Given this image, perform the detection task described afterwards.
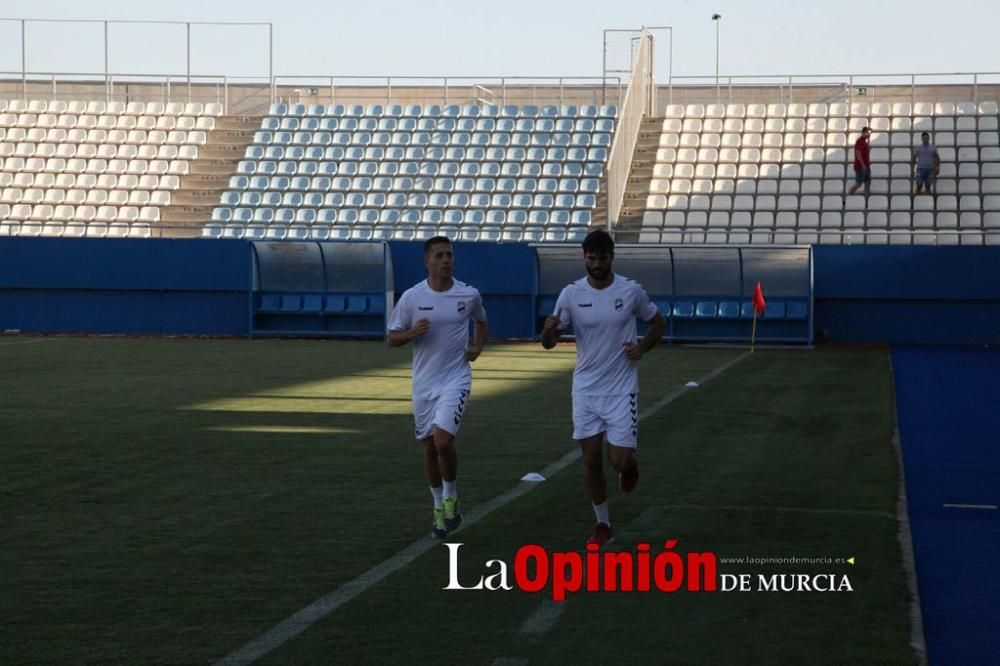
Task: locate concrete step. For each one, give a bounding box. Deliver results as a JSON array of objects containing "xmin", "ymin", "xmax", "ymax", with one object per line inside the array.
[
  {"xmin": 181, "ymin": 173, "xmax": 232, "ymax": 188},
  {"xmin": 190, "ymin": 162, "xmax": 241, "ymax": 175},
  {"xmin": 170, "ymin": 192, "xmax": 223, "ymax": 206},
  {"xmin": 198, "ymin": 146, "xmax": 246, "ymax": 159}
]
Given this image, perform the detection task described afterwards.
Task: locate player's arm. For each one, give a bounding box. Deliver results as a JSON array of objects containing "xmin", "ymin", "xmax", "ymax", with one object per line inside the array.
[
  {"xmin": 933, "ymin": 149, "xmax": 940, "ymax": 173},
  {"xmin": 541, "ymin": 291, "xmax": 569, "ymax": 350},
  {"xmin": 466, "ymin": 319, "xmax": 488, "ymax": 361},
  {"xmin": 387, "ymin": 320, "xmax": 429, "ymax": 346},
  {"xmin": 541, "ymin": 314, "xmax": 560, "ymax": 349},
  {"xmin": 625, "ymin": 311, "xmax": 666, "ymax": 360}
]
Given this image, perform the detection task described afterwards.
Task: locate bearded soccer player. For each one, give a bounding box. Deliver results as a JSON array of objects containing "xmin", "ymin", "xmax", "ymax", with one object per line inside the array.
[
  {"xmin": 388, "ymin": 237, "xmax": 488, "ymax": 539},
  {"xmin": 540, "ymin": 230, "xmax": 666, "ymax": 547}
]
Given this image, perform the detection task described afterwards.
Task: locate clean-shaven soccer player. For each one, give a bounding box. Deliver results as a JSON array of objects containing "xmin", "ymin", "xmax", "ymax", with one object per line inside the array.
[
  {"xmin": 388, "ymin": 236, "xmax": 488, "ymax": 539},
  {"xmin": 541, "ymin": 230, "xmax": 666, "ymax": 547}
]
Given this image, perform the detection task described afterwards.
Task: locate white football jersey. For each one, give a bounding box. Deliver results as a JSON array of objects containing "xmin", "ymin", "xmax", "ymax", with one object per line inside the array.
[
  {"xmin": 553, "ymin": 274, "xmax": 659, "ymax": 396},
  {"xmin": 388, "ymin": 279, "xmax": 487, "ymax": 400}
]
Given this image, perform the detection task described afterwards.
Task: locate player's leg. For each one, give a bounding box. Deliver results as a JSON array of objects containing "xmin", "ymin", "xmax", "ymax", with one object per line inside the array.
[
  {"xmin": 579, "ymin": 433, "xmax": 607, "ymax": 506},
  {"xmin": 605, "ymin": 392, "xmax": 640, "ymax": 492},
  {"xmin": 579, "ymin": 433, "xmax": 613, "ymax": 547},
  {"xmin": 574, "ymin": 395, "xmax": 613, "ymax": 547},
  {"xmin": 432, "ymin": 387, "xmax": 469, "ymax": 531},
  {"xmin": 415, "ymin": 397, "xmax": 448, "ymax": 539}
]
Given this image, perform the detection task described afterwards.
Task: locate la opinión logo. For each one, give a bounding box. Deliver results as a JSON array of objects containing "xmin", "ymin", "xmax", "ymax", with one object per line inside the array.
[{"xmin": 443, "ymin": 541, "xmax": 855, "ymax": 601}]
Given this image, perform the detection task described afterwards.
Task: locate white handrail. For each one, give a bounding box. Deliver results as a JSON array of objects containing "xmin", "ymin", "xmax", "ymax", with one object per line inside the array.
[{"xmin": 605, "ymin": 29, "xmax": 653, "ymax": 233}]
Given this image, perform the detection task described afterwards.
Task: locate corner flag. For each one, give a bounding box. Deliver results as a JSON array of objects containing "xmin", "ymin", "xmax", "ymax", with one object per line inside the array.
[{"xmin": 752, "ymin": 282, "xmax": 766, "ymax": 316}]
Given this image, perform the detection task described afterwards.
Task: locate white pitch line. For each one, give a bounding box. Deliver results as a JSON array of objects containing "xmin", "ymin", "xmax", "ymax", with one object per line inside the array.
[
  {"xmin": 656, "ymin": 503, "xmax": 896, "ymax": 519},
  {"xmin": 518, "ymin": 599, "xmax": 567, "ymax": 636},
  {"xmin": 0, "ymin": 337, "xmax": 57, "ymax": 346},
  {"xmin": 215, "ymin": 351, "xmax": 751, "ymax": 666},
  {"xmin": 943, "ymin": 503, "xmax": 997, "ymax": 510}
]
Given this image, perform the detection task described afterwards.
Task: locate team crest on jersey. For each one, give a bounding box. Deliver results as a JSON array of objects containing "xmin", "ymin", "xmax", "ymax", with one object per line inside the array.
[
  {"xmin": 615, "ymin": 298, "xmax": 624, "ymax": 311},
  {"xmin": 457, "ymin": 301, "xmax": 466, "ymax": 314}
]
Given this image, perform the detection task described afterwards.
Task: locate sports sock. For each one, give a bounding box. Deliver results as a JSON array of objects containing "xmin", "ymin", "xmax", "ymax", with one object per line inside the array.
[
  {"xmin": 593, "ymin": 501, "xmax": 610, "ymax": 527},
  {"xmin": 429, "ymin": 485, "xmax": 444, "ymax": 509},
  {"xmin": 442, "ymin": 479, "xmax": 458, "ymax": 500}
]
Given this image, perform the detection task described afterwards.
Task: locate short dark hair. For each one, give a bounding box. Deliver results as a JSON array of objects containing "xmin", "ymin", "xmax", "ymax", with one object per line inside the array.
[
  {"xmin": 862, "ymin": 126, "xmax": 871, "ymax": 133},
  {"xmin": 582, "ymin": 229, "xmax": 614, "ymax": 256},
  {"xmin": 921, "ymin": 131, "xmax": 930, "ymax": 137},
  {"xmin": 423, "ymin": 236, "xmax": 452, "ymax": 255}
]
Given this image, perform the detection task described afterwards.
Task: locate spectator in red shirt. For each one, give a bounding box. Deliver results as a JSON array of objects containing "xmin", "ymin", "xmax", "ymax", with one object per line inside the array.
[{"xmin": 846, "ymin": 127, "xmax": 872, "ymax": 199}]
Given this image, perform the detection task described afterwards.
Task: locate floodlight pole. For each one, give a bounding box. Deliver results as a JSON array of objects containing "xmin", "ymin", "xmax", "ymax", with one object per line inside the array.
[
  {"xmin": 712, "ymin": 13, "xmax": 722, "ymax": 103},
  {"xmin": 20, "ymin": 19, "xmax": 26, "ymax": 100}
]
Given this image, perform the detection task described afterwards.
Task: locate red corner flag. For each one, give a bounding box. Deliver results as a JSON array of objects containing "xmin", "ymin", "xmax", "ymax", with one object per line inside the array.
[{"xmin": 752, "ymin": 282, "xmax": 767, "ymax": 316}]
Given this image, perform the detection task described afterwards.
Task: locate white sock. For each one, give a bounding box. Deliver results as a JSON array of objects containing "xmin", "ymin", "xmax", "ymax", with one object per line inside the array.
[
  {"xmin": 442, "ymin": 479, "xmax": 458, "ymax": 499},
  {"xmin": 429, "ymin": 485, "xmax": 444, "ymax": 509},
  {"xmin": 593, "ymin": 501, "xmax": 610, "ymax": 527}
]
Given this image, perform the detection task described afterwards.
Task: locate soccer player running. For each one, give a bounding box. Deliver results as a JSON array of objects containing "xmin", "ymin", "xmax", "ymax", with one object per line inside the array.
[
  {"xmin": 388, "ymin": 237, "xmax": 488, "ymax": 539},
  {"xmin": 541, "ymin": 230, "xmax": 666, "ymax": 547}
]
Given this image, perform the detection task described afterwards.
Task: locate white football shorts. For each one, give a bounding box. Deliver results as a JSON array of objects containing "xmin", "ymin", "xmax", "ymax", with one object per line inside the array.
[
  {"xmin": 413, "ymin": 386, "xmax": 471, "ymax": 440},
  {"xmin": 572, "ymin": 392, "xmax": 639, "ymax": 448}
]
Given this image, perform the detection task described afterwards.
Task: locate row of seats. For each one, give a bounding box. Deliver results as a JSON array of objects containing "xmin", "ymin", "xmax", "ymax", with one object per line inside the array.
[
  {"xmin": 644, "ymin": 194, "xmax": 1000, "ymax": 212},
  {"xmin": 211, "ymin": 207, "xmax": 593, "ymax": 226},
  {"xmin": 650, "ymin": 162, "xmax": 1000, "ymax": 181},
  {"xmin": 0, "ymin": 99, "xmax": 223, "ymax": 116},
  {"xmin": 267, "ymin": 103, "xmax": 617, "ymax": 119},
  {"xmin": 258, "ymin": 293, "xmax": 384, "ymax": 315},
  {"xmin": 226, "ymin": 175, "xmax": 600, "ymax": 194},
  {"xmin": 0, "ymin": 170, "xmax": 180, "ymax": 190},
  {"xmin": 0, "ymin": 220, "xmax": 152, "ymax": 237},
  {"xmin": 204, "ymin": 222, "xmax": 590, "ymax": 243},
  {"xmin": 641, "ymin": 210, "xmax": 1000, "ymax": 229},
  {"xmin": 216, "ymin": 192, "xmax": 597, "ymax": 213},
  {"xmin": 1, "ymin": 158, "xmax": 193, "ymax": 176},
  {"xmin": 0, "ymin": 142, "xmax": 199, "ymax": 161},
  {"xmin": 658, "ymin": 130, "xmax": 1000, "ymax": 148},
  {"xmin": 235, "ymin": 159, "xmax": 603, "ymax": 178},
  {"xmin": 261, "ymin": 117, "xmax": 615, "ymax": 133},
  {"xmin": 664, "ymin": 101, "xmax": 999, "ymax": 119},
  {"xmin": 0, "ymin": 173, "xmax": 180, "ymax": 190},
  {"xmin": 648, "ymin": 179, "xmax": 999, "ymax": 199},
  {"xmin": 251, "ymin": 130, "xmax": 611, "ymax": 148},
  {"xmin": 651, "ymin": 146, "xmax": 1000, "ymax": 165},
  {"xmin": 0, "ymin": 131, "xmax": 208, "ymax": 148},
  {"xmin": 638, "ymin": 228, "xmax": 1000, "ymax": 246},
  {"xmin": 0, "ymin": 116, "xmax": 216, "ymax": 131},
  {"xmin": 244, "ymin": 146, "xmax": 609, "ymax": 163},
  {"xmin": 0, "ymin": 203, "xmax": 161, "ymax": 222},
  {"xmin": 662, "ymin": 117, "xmax": 1000, "ymax": 133},
  {"xmin": 1, "ymin": 189, "xmax": 171, "ymax": 206}
]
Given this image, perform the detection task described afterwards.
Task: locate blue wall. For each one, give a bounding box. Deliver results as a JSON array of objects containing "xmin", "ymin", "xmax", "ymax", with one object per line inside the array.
[
  {"xmin": 813, "ymin": 246, "xmax": 1000, "ymax": 345},
  {"xmin": 0, "ymin": 238, "xmax": 251, "ymax": 335},
  {"xmin": 2, "ymin": 238, "xmax": 999, "ymax": 344}
]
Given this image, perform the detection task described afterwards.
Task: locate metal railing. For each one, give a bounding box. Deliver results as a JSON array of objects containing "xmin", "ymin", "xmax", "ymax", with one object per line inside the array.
[
  {"xmin": 662, "ymin": 71, "xmax": 1000, "ymax": 110},
  {"xmin": 0, "ymin": 72, "xmax": 623, "ymax": 116},
  {"xmin": 630, "ymin": 227, "xmax": 999, "ymax": 246},
  {"xmin": 605, "ymin": 28, "xmax": 653, "ymax": 232}
]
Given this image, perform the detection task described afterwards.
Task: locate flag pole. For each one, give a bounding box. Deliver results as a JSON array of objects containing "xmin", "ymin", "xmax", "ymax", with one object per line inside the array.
[{"xmin": 751, "ymin": 309, "xmax": 757, "ymax": 353}]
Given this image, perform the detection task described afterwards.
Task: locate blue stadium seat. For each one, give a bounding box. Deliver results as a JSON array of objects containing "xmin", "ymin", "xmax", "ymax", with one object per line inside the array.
[
  {"xmin": 672, "ymin": 302, "xmax": 695, "ymax": 318},
  {"xmin": 259, "ymin": 294, "xmax": 281, "ymax": 312},
  {"xmin": 718, "ymin": 301, "xmax": 741, "ymax": 318},
  {"xmin": 695, "ymin": 302, "xmax": 718, "ymax": 318}
]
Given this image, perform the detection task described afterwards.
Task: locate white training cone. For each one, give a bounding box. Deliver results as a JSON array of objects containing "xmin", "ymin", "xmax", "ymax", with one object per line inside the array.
[
  {"xmin": 520, "ymin": 472, "xmax": 546, "ymax": 482},
  {"xmin": 685, "ymin": 381, "xmax": 700, "ymax": 388}
]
